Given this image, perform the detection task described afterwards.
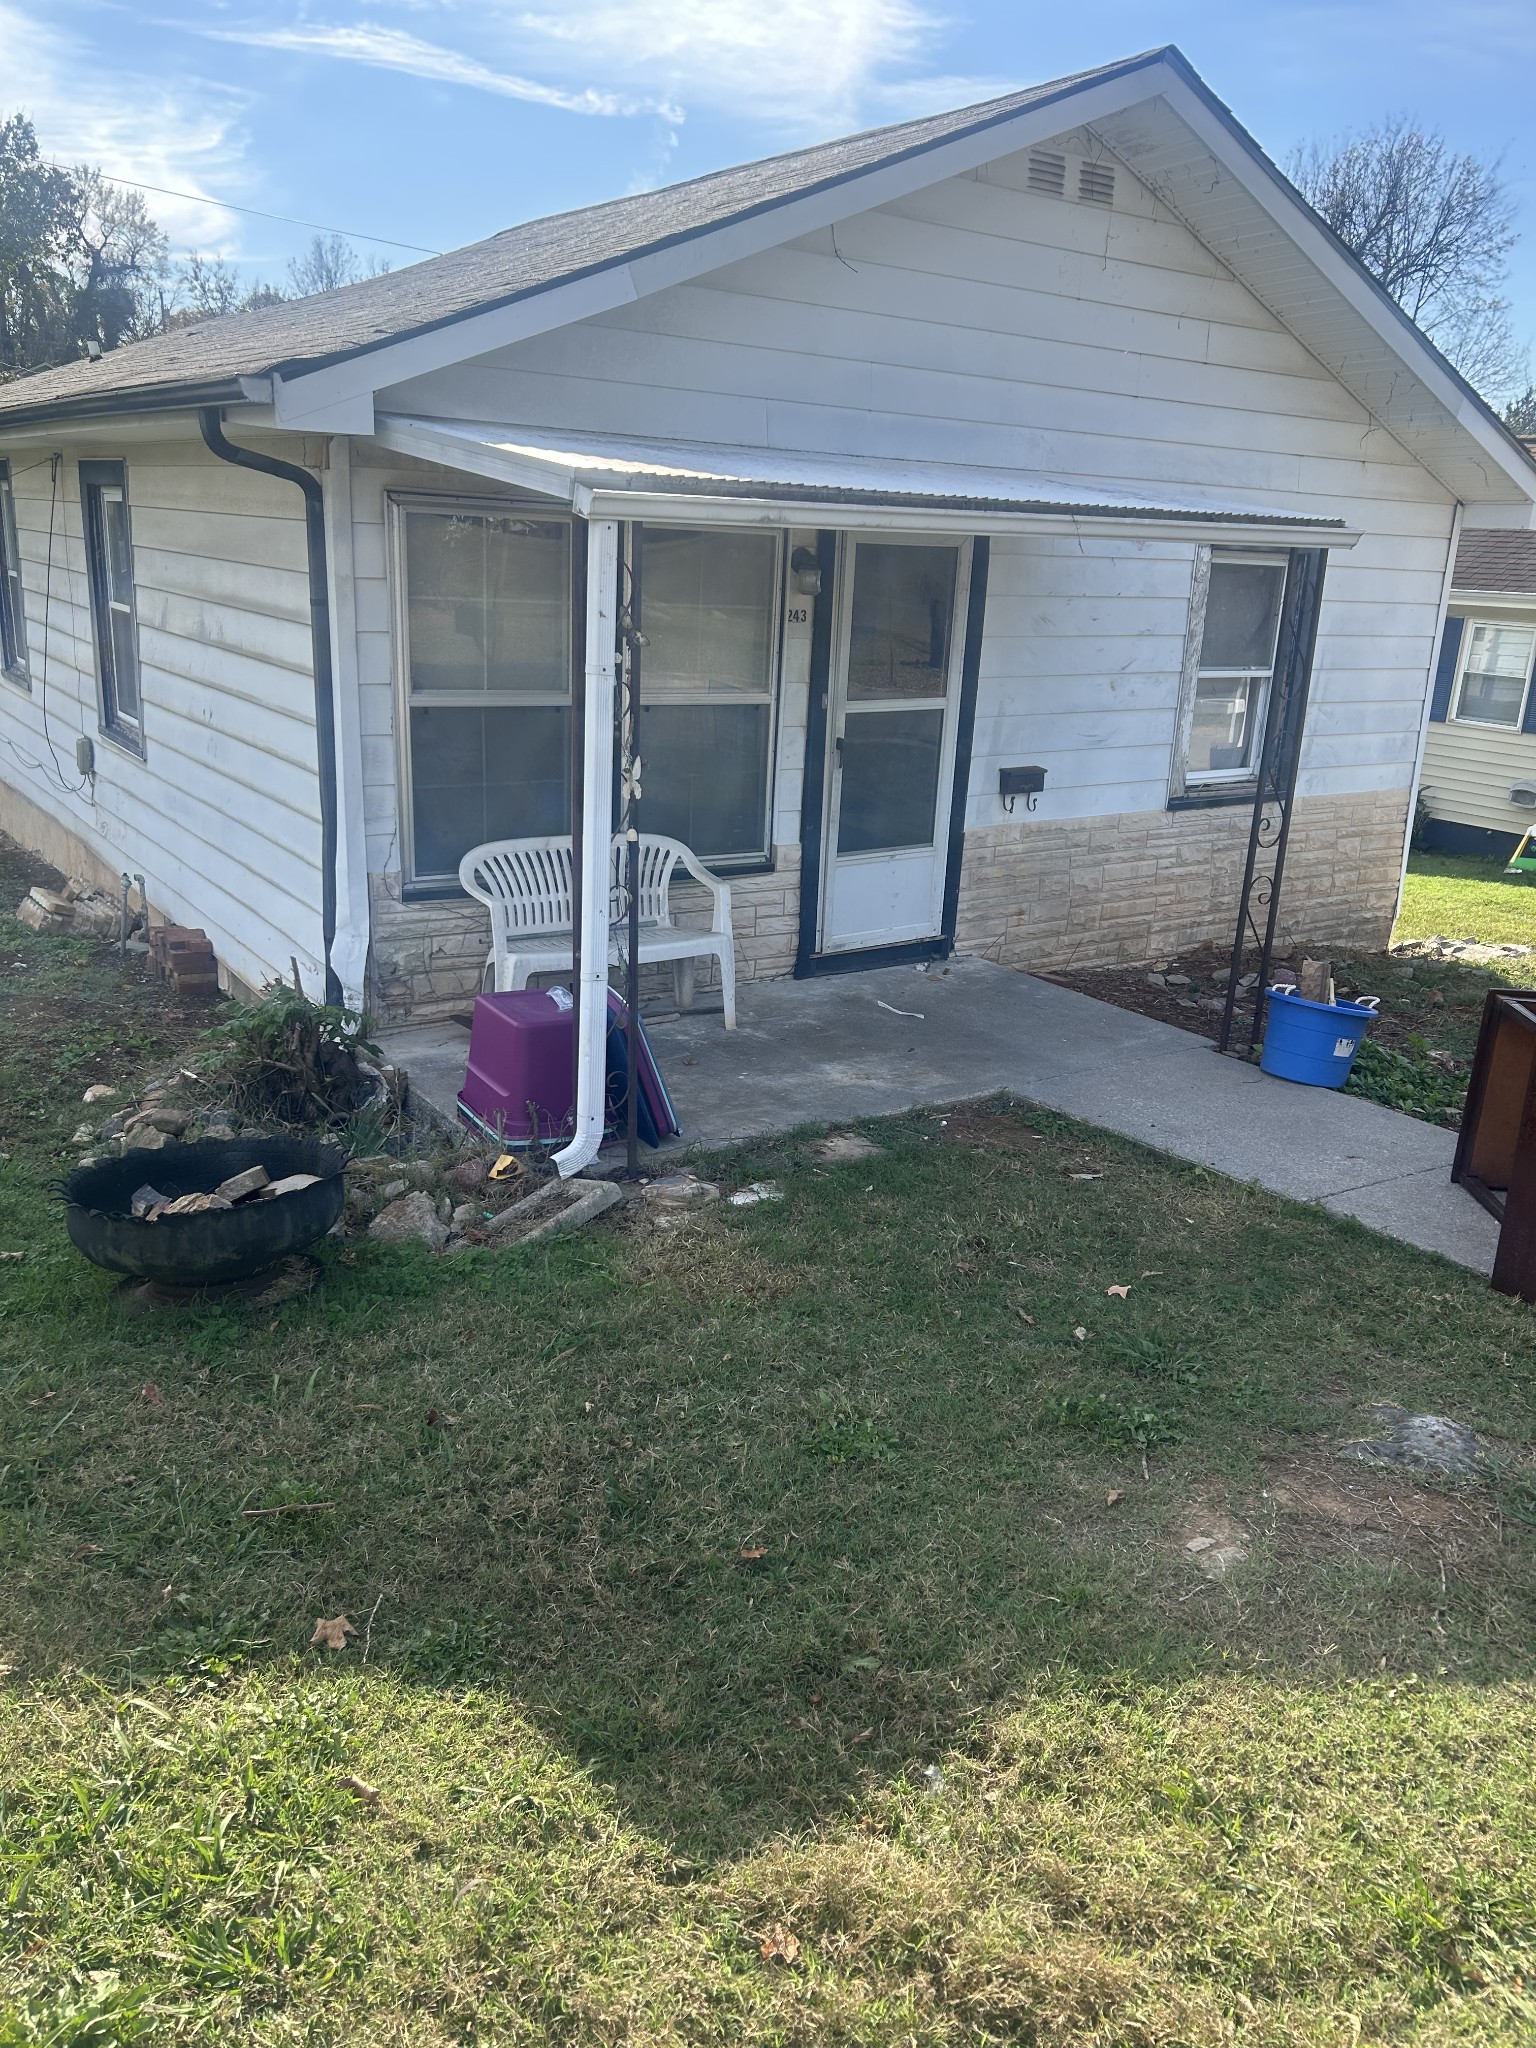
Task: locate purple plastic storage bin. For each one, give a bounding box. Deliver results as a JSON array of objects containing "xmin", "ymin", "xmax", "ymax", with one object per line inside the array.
[{"xmin": 457, "ymin": 991, "xmax": 574, "ymax": 1143}]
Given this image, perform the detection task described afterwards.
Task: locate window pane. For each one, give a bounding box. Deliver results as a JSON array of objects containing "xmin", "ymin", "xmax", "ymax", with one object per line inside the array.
[
  {"xmin": 406, "ymin": 512, "xmax": 569, "ymax": 695},
  {"xmin": 1458, "ymin": 623, "xmax": 1533, "ymax": 727},
  {"xmin": 0, "ymin": 474, "xmax": 24, "ymax": 675},
  {"xmin": 1189, "ymin": 673, "xmax": 1257, "ymax": 773},
  {"xmin": 638, "ymin": 702, "xmax": 770, "ymax": 858},
  {"xmin": 101, "ymin": 492, "xmax": 133, "ymax": 604},
  {"xmin": 837, "ymin": 707, "xmax": 944, "ymax": 853},
  {"xmin": 109, "ymin": 607, "xmax": 140, "ymax": 721},
  {"xmin": 847, "ymin": 543, "xmax": 958, "ymax": 701},
  {"xmin": 641, "ymin": 528, "xmax": 777, "ymax": 699},
  {"xmin": 1199, "ymin": 560, "xmax": 1285, "ymax": 672},
  {"xmin": 409, "ymin": 704, "xmax": 570, "ymax": 877}
]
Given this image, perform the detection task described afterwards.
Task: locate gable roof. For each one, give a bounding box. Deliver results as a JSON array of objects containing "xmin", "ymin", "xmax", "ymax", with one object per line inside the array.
[
  {"xmin": 0, "ymin": 44, "xmax": 1532, "ymax": 510},
  {"xmin": 0, "ymin": 51, "xmax": 1157, "ymax": 424}
]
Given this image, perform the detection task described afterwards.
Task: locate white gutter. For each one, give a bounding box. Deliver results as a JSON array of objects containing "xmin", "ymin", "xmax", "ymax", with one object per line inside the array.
[
  {"xmin": 552, "ymin": 517, "xmax": 619, "ymax": 1178},
  {"xmin": 1398, "ymin": 500, "xmax": 1464, "ymax": 914},
  {"xmin": 321, "ymin": 437, "xmax": 372, "ymax": 1011}
]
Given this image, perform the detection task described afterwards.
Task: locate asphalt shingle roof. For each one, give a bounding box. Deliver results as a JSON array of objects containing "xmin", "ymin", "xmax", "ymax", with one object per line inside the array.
[
  {"xmin": 0, "ymin": 52, "xmax": 1158, "ymax": 425},
  {"xmin": 1453, "ymin": 528, "xmax": 1536, "ymax": 597}
]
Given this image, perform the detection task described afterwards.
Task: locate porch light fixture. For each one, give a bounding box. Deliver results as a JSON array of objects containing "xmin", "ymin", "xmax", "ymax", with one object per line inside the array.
[{"xmin": 790, "ymin": 545, "xmax": 822, "ymax": 597}]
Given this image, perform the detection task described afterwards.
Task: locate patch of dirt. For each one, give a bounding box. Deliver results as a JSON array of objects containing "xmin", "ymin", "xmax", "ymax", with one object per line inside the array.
[
  {"xmin": 1257, "ymin": 1454, "xmax": 1496, "ymax": 1561},
  {"xmin": 0, "ymin": 835, "xmax": 64, "ymax": 901},
  {"xmin": 932, "ymin": 1102, "xmax": 1061, "ymax": 1156},
  {"xmin": 1049, "ymin": 941, "xmax": 1531, "ymax": 1066}
]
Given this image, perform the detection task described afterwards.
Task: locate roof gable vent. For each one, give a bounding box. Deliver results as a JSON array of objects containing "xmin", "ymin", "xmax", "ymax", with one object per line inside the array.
[
  {"xmin": 1078, "ymin": 160, "xmax": 1115, "ymax": 207},
  {"xmin": 1027, "ymin": 150, "xmax": 1067, "ymax": 198}
]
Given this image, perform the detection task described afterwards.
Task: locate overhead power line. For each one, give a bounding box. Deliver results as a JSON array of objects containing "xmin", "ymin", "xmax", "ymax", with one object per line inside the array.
[{"xmin": 46, "ymin": 161, "xmax": 442, "ymax": 257}]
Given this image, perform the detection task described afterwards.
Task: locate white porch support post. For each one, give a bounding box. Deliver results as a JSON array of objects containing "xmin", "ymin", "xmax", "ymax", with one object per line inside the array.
[
  {"xmin": 321, "ymin": 436, "xmax": 371, "ymax": 1011},
  {"xmin": 553, "ymin": 517, "xmax": 619, "ymax": 1177}
]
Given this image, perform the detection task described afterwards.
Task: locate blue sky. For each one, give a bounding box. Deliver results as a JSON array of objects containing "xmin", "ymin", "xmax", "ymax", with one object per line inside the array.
[{"xmin": 10, "ymin": 1, "xmax": 1536, "ymax": 390}]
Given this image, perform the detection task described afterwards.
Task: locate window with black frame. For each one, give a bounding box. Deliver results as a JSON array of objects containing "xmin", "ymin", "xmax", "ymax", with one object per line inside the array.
[
  {"xmin": 397, "ymin": 508, "xmax": 782, "ymax": 885},
  {"xmin": 637, "ymin": 526, "xmax": 780, "ymax": 864},
  {"xmin": 1179, "ymin": 553, "xmax": 1287, "ymax": 788},
  {"xmin": 0, "ymin": 459, "xmax": 30, "ymax": 686},
  {"xmin": 80, "ymin": 460, "xmax": 143, "ymax": 745},
  {"xmin": 400, "ymin": 509, "xmax": 573, "ymax": 883}
]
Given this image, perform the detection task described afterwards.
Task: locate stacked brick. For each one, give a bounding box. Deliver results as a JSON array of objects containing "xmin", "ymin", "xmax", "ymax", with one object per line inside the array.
[{"xmin": 148, "ymin": 925, "xmax": 221, "ymax": 998}]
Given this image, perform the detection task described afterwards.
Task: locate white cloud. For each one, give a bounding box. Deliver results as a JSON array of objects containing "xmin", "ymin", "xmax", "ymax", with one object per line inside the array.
[
  {"xmin": 193, "ymin": 1, "xmax": 981, "ymax": 137},
  {"xmin": 2, "ymin": 1, "xmax": 250, "ymax": 254},
  {"xmin": 508, "ymin": 0, "xmax": 950, "ymax": 129},
  {"xmin": 201, "ymin": 22, "xmax": 666, "ymax": 118}
]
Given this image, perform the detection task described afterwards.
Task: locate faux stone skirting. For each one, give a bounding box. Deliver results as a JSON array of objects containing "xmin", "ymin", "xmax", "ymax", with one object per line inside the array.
[{"xmin": 365, "ymin": 792, "xmax": 1408, "ymax": 1020}]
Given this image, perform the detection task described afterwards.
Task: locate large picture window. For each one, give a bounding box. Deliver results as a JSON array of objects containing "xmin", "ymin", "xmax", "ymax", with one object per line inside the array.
[
  {"xmin": 1175, "ymin": 552, "xmax": 1287, "ymax": 791},
  {"xmin": 0, "ymin": 459, "xmax": 28, "ymax": 687},
  {"xmin": 1451, "ymin": 620, "xmax": 1535, "ymax": 730},
  {"xmin": 638, "ymin": 526, "xmax": 780, "ymax": 864},
  {"xmin": 398, "ymin": 508, "xmax": 573, "ymax": 883},
  {"xmin": 80, "ymin": 459, "xmax": 142, "ymax": 747}
]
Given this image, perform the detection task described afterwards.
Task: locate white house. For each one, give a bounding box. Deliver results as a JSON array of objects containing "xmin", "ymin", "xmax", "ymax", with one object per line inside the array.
[
  {"xmin": 2, "ymin": 46, "xmax": 1534, "ymax": 1124},
  {"xmin": 1419, "ymin": 520, "xmax": 1536, "ymax": 858}
]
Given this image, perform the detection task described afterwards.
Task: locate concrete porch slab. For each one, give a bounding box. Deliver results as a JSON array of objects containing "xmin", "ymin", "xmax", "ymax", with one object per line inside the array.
[{"xmin": 380, "ymin": 955, "xmax": 1500, "ymax": 1275}]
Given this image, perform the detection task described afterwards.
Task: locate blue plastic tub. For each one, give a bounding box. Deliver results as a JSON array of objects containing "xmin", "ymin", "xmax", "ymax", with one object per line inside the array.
[{"xmin": 1259, "ymin": 987, "xmax": 1376, "ymax": 1089}]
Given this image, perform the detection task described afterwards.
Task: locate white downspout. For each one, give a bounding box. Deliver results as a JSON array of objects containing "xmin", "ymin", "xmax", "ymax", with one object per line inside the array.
[
  {"xmin": 322, "ymin": 437, "xmax": 372, "ymax": 1011},
  {"xmin": 553, "ymin": 517, "xmax": 619, "ymax": 1177},
  {"xmin": 1397, "ymin": 499, "xmax": 1463, "ymax": 916}
]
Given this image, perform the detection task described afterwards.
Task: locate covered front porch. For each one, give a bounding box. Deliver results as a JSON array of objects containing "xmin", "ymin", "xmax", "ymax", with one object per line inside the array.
[
  {"xmin": 366, "ymin": 417, "xmax": 1359, "ymax": 1178},
  {"xmin": 380, "ymin": 953, "xmax": 1499, "ymax": 1273}
]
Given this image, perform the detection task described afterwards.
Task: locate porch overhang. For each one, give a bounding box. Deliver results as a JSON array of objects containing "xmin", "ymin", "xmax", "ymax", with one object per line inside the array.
[{"xmin": 374, "ymin": 415, "xmax": 1361, "ymax": 550}]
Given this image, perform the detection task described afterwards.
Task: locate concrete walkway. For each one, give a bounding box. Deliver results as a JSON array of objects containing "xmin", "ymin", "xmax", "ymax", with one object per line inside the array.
[{"xmin": 381, "ymin": 956, "xmax": 1500, "ymax": 1275}]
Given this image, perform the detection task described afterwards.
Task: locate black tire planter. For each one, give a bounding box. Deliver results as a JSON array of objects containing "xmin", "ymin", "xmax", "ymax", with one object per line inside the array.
[{"xmin": 64, "ymin": 1136, "xmax": 346, "ymax": 1285}]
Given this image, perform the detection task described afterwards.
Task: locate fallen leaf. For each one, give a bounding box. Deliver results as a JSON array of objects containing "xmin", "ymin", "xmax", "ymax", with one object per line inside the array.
[
  {"xmin": 1184, "ymin": 1536, "xmax": 1216, "ymax": 1555},
  {"xmin": 1106, "ymin": 1285, "xmax": 1131, "ymax": 1299},
  {"xmin": 1106, "ymin": 1490, "xmax": 1124, "ymax": 1506},
  {"xmin": 1073, "ymin": 1326, "xmax": 1088, "ymax": 1342},
  {"xmin": 338, "ymin": 1773, "xmax": 380, "ymax": 1804},
  {"xmin": 139, "ymin": 1382, "xmax": 164, "ymax": 1404},
  {"xmin": 0, "ymin": 1251, "xmax": 23, "ymax": 1262},
  {"xmin": 759, "ymin": 1927, "xmax": 801, "ymax": 1966},
  {"xmin": 1016, "ymin": 1308, "xmax": 1035, "ymax": 1325},
  {"xmin": 355, "ymin": 1403, "xmax": 383, "ymax": 1412},
  {"xmin": 425, "ymin": 1409, "xmax": 457, "ymax": 1427},
  {"xmin": 25, "ymin": 1392, "xmax": 56, "ymax": 1406},
  {"xmin": 738, "ymin": 1545, "xmax": 768, "ymax": 1562},
  {"xmin": 1139, "ymin": 1270, "xmax": 1163, "ymax": 1279},
  {"xmin": 1070, "ymin": 1173, "xmax": 1104, "ymax": 1182},
  {"xmin": 311, "ymin": 1614, "xmax": 357, "ymax": 1650},
  {"xmin": 69, "ymin": 1542, "xmax": 104, "ymax": 1559}
]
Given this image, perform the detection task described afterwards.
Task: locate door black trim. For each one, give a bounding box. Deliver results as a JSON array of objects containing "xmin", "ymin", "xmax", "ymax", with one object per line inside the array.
[
  {"xmin": 795, "ymin": 533, "xmax": 988, "ymax": 979},
  {"xmin": 794, "ymin": 529, "xmax": 839, "ymax": 973}
]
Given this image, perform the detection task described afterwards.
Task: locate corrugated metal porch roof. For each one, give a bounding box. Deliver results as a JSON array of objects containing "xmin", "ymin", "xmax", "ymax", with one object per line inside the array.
[{"xmin": 374, "ymin": 416, "xmax": 1359, "ymax": 544}]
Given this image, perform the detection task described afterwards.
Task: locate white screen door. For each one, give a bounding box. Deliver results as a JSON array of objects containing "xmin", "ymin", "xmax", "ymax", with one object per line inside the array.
[{"xmin": 817, "ymin": 535, "xmax": 970, "ymax": 954}]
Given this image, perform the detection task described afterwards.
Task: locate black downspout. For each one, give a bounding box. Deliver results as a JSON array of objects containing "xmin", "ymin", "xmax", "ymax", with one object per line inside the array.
[{"xmin": 199, "ymin": 407, "xmax": 343, "ymax": 1007}]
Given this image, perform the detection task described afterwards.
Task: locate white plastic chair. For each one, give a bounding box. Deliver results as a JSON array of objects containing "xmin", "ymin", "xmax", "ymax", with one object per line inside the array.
[{"xmin": 458, "ymin": 832, "xmax": 737, "ymax": 1028}]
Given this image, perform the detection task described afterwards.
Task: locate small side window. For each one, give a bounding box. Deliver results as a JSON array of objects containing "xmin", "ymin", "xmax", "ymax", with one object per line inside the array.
[
  {"xmin": 1451, "ymin": 620, "xmax": 1535, "ymax": 730},
  {"xmin": 80, "ymin": 460, "xmax": 143, "ymax": 748},
  {"xmin": 1172, "ymin": 551, "xmax": 1287, "ymax": 799},
  {"xmin": 0, "ymin": 460, "xmax": 29, "ymax": 687}
]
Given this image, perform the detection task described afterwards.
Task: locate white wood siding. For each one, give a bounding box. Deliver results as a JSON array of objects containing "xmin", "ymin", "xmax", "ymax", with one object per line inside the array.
[
  {"xmin": 0, "ymin": 438, "xmax": 324, "ymax": 993},
  {"xmin": 379, "ymin": 127, "xmax": 1455, "ymax": 834}
]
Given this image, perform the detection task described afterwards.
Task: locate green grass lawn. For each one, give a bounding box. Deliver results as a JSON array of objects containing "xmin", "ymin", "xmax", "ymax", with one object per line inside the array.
[
  {"xmin": 1394, "ymin": 852, "xmax": 1536, "ymax": 950},
  {"xmin": 4, "ymin": 880, "xmax": 1536, "ymax": 2043}
]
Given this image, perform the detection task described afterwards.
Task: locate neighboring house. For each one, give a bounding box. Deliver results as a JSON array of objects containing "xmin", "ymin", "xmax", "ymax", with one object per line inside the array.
[
  {"xmin": 0, "ymin": 44, "xmax": 1534, "ymax": 1034},
  {"xmin": 1419, "ymin": 508, "xmax": 1536, "ymax": 859}
]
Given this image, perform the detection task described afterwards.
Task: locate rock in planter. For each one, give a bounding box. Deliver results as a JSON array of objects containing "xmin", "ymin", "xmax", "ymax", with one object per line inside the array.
[
  {"xmin": 1338, "ymin": 1404, "xmax": 1486, "ymax": 1479},
  {"xmin": 368, "ymin": 1190, "xmax": 449, "ymax": 1253}
]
